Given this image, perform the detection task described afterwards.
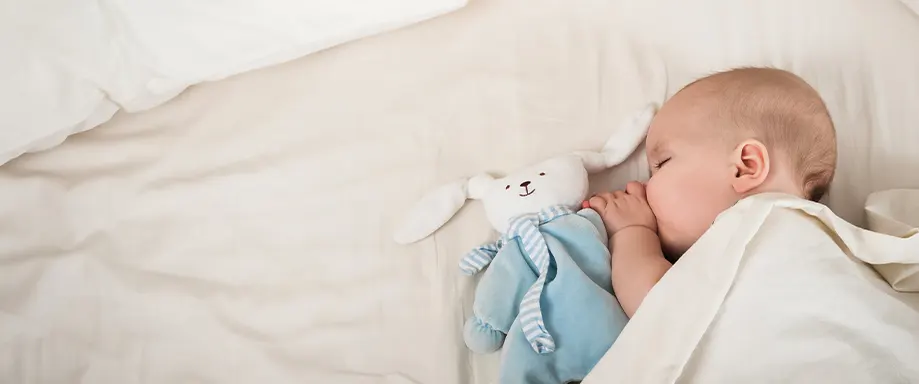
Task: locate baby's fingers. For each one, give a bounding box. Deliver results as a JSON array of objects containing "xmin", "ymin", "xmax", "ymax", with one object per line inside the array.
[
  {"xmin": 625, "ymin": 181, "xmax": 646, "ymax": 198},
  {"xmin": 587, "ymin": 195, "xmax": 609, "ymax": 211}
]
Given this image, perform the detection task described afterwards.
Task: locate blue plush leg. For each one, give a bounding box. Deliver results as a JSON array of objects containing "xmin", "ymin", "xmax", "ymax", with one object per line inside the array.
[
  {"xmin": 463, "ymin": 316, "xmax": 507, "ymax": 353},
  {"xmin": 464, "ymin": 243, "xmax": 537, "ymax": 354}
]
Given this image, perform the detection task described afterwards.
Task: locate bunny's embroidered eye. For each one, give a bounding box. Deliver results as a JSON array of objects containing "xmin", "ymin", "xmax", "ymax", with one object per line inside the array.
[
  {"xmin": 539, "ymin": 172, "xmax": 546, "ymax": 176},
  {"xmin": 506, "ymin": 185, "xmax": 511, "ymax": 190}
]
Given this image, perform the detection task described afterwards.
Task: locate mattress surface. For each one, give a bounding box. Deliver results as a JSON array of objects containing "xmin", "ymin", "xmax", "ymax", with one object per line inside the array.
[{"xmin": 1, "ymin": 0, "xmax": 918, "ymax": 382}]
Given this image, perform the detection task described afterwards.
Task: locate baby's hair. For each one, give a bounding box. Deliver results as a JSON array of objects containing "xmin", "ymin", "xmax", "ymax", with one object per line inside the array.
[{"xmin": 681, "ymin": 67, "xmax": 837, "ymax": 202}]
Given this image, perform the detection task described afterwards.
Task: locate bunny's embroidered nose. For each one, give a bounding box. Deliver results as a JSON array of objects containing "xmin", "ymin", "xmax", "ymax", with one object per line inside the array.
[{"xmin": 520, "ymin": 181, "xmax": 531, "ymax": 188}]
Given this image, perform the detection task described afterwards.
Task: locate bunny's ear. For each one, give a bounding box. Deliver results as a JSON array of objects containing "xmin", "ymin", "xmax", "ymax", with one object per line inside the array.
[
  {"xmin": 393, "ymin": 174, "xmax": 495, "ymax": 245},
  {"xmin": 576, "ymin": 103, "xmax": 657, "ymax": 173}
]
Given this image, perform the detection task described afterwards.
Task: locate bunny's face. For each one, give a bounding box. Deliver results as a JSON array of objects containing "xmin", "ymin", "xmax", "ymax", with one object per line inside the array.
[{"xmin": 481, "ymin": 154, "xmax": 589, "ymax": 233}]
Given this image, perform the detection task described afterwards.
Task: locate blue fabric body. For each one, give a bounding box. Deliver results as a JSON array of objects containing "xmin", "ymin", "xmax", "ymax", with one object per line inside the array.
[{"xmin": 463, "ymin": 209, "xmax": 629, "ymax": 384}]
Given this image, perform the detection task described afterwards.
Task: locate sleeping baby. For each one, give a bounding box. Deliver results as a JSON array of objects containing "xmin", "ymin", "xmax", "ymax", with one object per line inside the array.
[
  {"xmin": 588, "ymin": 67, "xmax": 837, "ymax": 317},
  {"xmin": 394, "ymin": 66, "xmax": 836, "ymax": 384}
]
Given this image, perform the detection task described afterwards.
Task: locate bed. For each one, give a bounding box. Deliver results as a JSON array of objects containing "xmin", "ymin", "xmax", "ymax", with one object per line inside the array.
[{"xmin": 2, "ymin": 0, "xmax": 918, "ymax": 382}]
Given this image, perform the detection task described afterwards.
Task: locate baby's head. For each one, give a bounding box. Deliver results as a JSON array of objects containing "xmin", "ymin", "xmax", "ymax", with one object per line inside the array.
[{"xmin": 645, "ymin": 67, "xmax": 837, "ymax": 258}]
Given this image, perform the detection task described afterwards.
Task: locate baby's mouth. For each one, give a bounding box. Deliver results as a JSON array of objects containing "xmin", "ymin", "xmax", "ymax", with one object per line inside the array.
[{"xmin": 519, "ymin": 188, "xmax": 535, "ymax": 197}]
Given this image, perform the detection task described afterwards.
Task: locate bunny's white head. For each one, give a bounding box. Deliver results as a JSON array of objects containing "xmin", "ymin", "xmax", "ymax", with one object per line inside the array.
[
  {"xmin": 392, "ymin": 104, "xmax": 656, "ymax": 244},
  {"xmin": 478, "ymin": 155, "xmax": 588, "ymax": 233}
]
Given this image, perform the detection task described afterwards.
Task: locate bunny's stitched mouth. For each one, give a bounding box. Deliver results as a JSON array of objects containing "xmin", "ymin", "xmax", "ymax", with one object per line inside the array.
[{"xmin": 519, "ymin": 189, "xmax": 535, "ymax": 197}]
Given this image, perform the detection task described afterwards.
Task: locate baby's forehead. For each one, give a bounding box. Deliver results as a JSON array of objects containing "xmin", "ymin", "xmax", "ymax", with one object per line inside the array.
[{"xmin": 647, "ymin": 97, "xmax": 721, "ymax": 148}]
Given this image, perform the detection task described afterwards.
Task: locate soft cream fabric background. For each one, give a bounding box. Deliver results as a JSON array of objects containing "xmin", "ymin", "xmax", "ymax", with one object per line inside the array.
[{"xmin": 0, "ymin": 0, "xmax": 917, "ymax": 382}]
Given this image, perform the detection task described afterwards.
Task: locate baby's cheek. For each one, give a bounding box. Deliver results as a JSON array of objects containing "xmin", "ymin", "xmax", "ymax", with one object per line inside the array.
[
  {"xmin": 644, "ymin": 179, "xmax": 665, "ymax": 214},
  {"xmin": 645, "ymin": 178, "xmax": 679, "ymax": 237}
]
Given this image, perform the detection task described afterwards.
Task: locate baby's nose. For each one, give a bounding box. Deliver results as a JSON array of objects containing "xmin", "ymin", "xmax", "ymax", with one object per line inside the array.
[{"xmin": 520, "ymin": 181, "xmax": 531, "ymax": 188}]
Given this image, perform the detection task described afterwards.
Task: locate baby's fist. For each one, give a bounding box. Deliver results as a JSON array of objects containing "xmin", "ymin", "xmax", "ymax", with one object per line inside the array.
[{"xmin": 587, "ymin": 181, "xmax": 658, "ymax": 236}]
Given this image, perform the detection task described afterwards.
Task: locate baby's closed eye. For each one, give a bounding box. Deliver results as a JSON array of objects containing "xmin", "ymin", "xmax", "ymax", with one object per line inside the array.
[{"xmin": 652, "ymin": 157, "xmax": 671, "ymax": 170}]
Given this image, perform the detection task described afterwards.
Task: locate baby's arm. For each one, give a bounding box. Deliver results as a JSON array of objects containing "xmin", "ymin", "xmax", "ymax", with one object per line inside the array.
[
  {"xmin": 610, "ymin": 226, "xmax": 670, "ymax": 317},
  {"xmin": 588, "ymin": 181, "xmax": 671, "ymax": 318}
]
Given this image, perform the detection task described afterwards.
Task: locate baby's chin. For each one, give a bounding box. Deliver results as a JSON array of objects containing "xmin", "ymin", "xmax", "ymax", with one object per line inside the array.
[
  {"xmin": 658, "ymin": 233, "xmax": 688, "ymax": 262},
  {"xmin": 661, "ymin": 245, "xmax": 683, "ymax": 263}
]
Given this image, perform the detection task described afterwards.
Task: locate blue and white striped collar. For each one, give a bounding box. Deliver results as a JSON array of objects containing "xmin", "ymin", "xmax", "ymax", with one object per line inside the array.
[{"xmin": 502, "ymin": 205, "xmax": 576, "ymax": 239}]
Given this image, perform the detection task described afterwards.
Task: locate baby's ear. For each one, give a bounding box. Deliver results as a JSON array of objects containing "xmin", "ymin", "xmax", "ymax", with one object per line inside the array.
[
  {"xmin": 392, "ymin": 174, "xmax": 494, "ymax": 245},
  {"xmin": 731, "ymin": 139, "xmax": 771, "ymax": 194}
]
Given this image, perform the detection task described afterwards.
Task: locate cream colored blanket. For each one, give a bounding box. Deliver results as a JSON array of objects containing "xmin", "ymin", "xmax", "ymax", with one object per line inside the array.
[{"xmin": 585, "ymin": 191, "xmax": 919, "ymax": 383}]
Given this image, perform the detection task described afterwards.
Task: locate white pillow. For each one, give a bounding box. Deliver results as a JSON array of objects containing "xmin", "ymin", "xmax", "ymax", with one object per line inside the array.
[{"xmin": 0, "ymin": 0, "xmax": 467, "ymax": 166}]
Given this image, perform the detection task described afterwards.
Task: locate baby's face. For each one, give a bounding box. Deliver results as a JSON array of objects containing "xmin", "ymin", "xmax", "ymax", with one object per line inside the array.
[{"xmin": 644, "ymin": 93, "xmax": 740, "ymax": 257}]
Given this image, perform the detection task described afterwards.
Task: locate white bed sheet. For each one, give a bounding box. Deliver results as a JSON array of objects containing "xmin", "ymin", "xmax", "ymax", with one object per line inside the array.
[{"xmin": 1, "ymin": 0, "xmax": 918, "ymax": 382}]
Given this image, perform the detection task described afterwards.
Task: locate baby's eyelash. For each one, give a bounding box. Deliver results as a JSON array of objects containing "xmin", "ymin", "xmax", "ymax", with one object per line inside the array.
[{"xmin": 653, "ymin": 157, "xmax": 671, "ymax": 169}]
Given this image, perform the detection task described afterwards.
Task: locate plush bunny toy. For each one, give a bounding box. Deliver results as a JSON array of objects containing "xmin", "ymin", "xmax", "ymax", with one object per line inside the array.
[{"xmin": 393, "ymin": 105, "xmax": 656, "ymax": 384}]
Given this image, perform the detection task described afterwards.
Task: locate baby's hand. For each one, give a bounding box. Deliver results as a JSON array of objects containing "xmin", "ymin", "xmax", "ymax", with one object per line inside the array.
[{"xmin": 586, "ymin": 181, "xmax": 658, "ymax": 237}]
